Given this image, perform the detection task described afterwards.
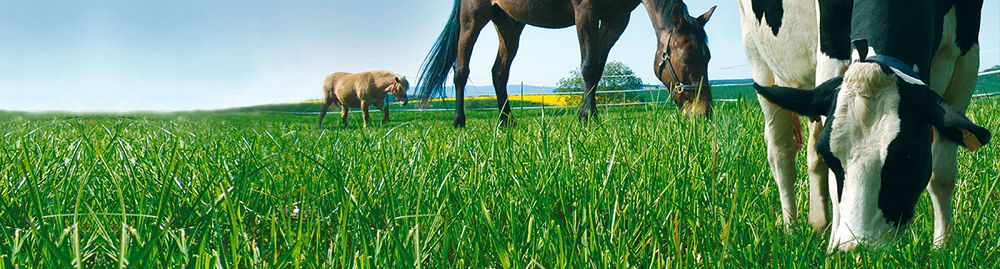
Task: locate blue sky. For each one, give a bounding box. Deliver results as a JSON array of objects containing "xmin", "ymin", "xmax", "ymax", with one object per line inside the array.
[{"xmin": 1, "ymin": 0, "xmax": 998, "ymax": 112}]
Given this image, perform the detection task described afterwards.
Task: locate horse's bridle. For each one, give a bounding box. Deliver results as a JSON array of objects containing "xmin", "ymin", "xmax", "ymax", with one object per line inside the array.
[{"xmin": 657, "ymin": 32, "xmax": 699, "ymax": 95}]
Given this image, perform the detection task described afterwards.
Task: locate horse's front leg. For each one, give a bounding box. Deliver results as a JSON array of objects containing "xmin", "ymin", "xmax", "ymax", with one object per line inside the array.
[{"xmin": 573, "ymin": 6, "xmax": 630, "ymax": 122}]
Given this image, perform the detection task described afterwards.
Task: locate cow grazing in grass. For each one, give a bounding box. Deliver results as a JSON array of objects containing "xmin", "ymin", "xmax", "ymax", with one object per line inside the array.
[
  {"xmin": 742, "ymin": 0, "xmax": 989, "ymax": 251},
  {"xmin": 319, "ymin": 71, "xmax": 409, "ymax": 128}
]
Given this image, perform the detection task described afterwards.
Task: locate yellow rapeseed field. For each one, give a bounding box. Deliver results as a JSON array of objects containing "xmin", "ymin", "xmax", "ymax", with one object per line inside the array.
[
  {"xmin": 427, "ymin": 94, "xmax": 575, "ymax": 106},
  {"xmin": 303, "ymin": 95, "xmax": 576, "ymax": 106}
]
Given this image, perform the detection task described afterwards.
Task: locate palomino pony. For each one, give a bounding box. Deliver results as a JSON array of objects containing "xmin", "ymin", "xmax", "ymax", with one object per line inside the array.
[
  {"xmin": 416, "ymin": 0, "xmax": 716, "ymax": 127},
  {"xmin": 318, "ymin": 71, "xmax": 409, "ymax": 128}
]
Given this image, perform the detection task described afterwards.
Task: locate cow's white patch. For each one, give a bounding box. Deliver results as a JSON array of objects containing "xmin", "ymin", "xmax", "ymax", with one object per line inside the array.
[
  {"xmin": 739, "ymin": 0, "xmax": 823, "ymax": 230},
  {"xmin": 827, "ymin": 63, "xmax": 900, "ymax": 250},
  {"xmin": 930, "ymin": 7, "xmax": 960, "ymax": 96},
  {"xmin": 738, "ymin": 0, "xmax": 819, "ymax": 87}
]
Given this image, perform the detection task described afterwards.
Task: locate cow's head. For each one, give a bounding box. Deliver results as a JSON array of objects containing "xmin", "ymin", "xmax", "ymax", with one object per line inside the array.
[{"xmin": 754, "ymin": 59, "xmax": 991, "ymax": 251}]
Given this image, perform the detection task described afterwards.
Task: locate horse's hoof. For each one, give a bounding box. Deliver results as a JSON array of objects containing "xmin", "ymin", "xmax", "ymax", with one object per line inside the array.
[
  {"xmin": 498, "ymin": 118, "xmax": 516, "ymax": 127},
  {"xmin": 497, "ymin": 113, "xmax": 517, "ymax": 127},
  {"xmin": 578, "ymin": 111, "xmax": 599, "ymax": 123}
]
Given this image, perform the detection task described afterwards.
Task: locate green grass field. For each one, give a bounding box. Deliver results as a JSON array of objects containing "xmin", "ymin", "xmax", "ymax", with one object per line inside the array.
[{"xmin": 2, "ymin": 96, "xmax": 999, "ymax": 267}]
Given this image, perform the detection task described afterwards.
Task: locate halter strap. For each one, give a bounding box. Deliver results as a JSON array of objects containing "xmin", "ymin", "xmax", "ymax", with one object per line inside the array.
[
  {"xmin": 861, "ymin": 55, "xmax": 925, "ymax": 86},
  {"xmin": 657, "ymin": 32, "xmax": 699, "ymax": 94}
]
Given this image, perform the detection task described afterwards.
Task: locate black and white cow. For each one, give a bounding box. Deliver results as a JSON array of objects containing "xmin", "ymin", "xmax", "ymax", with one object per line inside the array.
[{"xmin": 741, "ymin": 0, "xmax": 989, "ymax": 251}]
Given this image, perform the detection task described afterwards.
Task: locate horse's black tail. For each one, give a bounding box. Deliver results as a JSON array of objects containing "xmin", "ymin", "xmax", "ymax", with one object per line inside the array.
[{"xmin": 415, "ymin": 0, "xmax": 461, "ymax": 101}]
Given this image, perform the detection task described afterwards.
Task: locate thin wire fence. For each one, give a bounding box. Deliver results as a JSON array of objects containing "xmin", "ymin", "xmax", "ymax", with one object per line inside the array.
[{"xmin": 269, "ymin": 71, "xmax": 999, "ymax": 115}]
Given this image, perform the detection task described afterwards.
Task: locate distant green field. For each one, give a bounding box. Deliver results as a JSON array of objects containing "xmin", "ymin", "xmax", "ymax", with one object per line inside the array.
[
  {"xmin": 226, "ymin": 74, "xmax": 998, "ymax": 114},
  {"xmin": 976, "ymin": 72, "xmax": 1000, "ymax": 94},
  {"xmin": 2, "ymin": 97, "xmax": 998, "ymax": 267}
]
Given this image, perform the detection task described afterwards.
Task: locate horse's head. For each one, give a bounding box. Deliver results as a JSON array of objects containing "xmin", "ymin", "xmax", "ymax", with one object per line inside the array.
[
  {"xmin": 645, "ymin": 1, "xmax": 715, "ymax": 117},
  {"xmin": 391, "ymin": 76, "xmax": 410, "ymax": 106}
]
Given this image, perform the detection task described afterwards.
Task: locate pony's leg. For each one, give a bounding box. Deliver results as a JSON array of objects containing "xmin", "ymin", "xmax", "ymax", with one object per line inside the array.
[
  {"xmin": 318, "ymin": 99, "xmax": 332, "ymax": 126},
  {"xmin": 928, "ymin": 44, "xmax": 978, "ymax": 248},
  {"xmin": 573, "ymin": 5, "xmax": 629, "ymax": 122},
  {"xmin": 340, "ymin": 105, "xmax": 350, "ymax": 127},
  {"xmin": 374, "ymin": 101, "xmax": 389, "ymax": 124},
  {"xmin": 490, "ymin": 10, "xmax": 525, "ymax": 126},
  {"xmin": 360, "ymin": 100, "xmax": 371, "ymax": 128},
  {"xmin": 452, "ymin": 2, "xmax": 491, "ymax": 128}
]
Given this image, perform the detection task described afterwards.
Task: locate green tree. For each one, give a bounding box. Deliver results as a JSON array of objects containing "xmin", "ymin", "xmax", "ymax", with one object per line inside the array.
[
  {"xmin": 555, "ymin": 61, "xmax": 645, "ymax": 103},
  {"xmin": 555, "ymin": 61, "xmax": 643, "ymax": 93}
]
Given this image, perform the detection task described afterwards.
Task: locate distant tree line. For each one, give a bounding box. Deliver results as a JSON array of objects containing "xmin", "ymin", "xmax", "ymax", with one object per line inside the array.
[{"xmin": 555, "ymin": 61, "xmax": 648, "ymax": 103}]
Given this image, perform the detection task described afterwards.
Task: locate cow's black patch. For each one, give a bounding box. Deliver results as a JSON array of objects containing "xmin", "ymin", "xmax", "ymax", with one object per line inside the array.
[
  {"xmin": 953, "ymin": 0, "xmax": 983, "ymax": 54},
  {"xmin": 851, "ymin": 0, "xmax": 936, "ymax": 82},
  {"xmin": 818, "ymin": 0, "xmax": 853, "ymax": 60},
  {"xmin": 817, "ymin": 105, "xmax": 846, "ymax": 200},
  {"xmin": 878, "ymin": 81, "xmax": 934, "ymax": 226},
  {"xmin": 751, "ymin": 0, "xmax": 783, "ymax": 36}
]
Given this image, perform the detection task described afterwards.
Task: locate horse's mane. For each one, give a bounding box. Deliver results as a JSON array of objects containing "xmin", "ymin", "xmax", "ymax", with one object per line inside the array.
[{"xmin": 652, "ymin": 0, "xmax": 700, "ymax": 30}]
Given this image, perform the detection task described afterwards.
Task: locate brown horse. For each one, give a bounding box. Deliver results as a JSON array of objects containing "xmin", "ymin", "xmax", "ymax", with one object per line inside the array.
[{"xmin": 416, "ymin": 0, "xmax": 716, "ymax": 127}]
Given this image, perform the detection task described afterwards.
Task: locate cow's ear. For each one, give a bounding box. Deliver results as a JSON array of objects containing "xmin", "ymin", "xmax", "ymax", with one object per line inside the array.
[
  {"xmin": 698, "ymin": 6, "xmax": 716, "ymax": 25},
  {"xmin": 920, "ymin": 88, "xmax": 992, "ymax": 151},
  {"xmin": 753, "ymin": 77, "xmax": 842, "ymax": 117}
]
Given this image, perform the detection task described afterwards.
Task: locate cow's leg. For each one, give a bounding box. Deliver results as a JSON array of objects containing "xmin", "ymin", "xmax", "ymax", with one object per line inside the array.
[
  {"xmin": 453, "ymin": 3, "xmax": 491, "ymax": 128},
  {"xmin": 926, "ymin": 11, "xmax": 966, "ymax": 247},
  {"xmin": 340, "ymin": 106, "xmax": 350, "ymax": 127},
  {"xmin": 744, "ymin": 36, "xmax": 802, "ymax": 230},
  {"xmin": 806, "ymin": 119, "xmax": 830, "ymax": 231},
  {"xmin": 374, "ymin": 101, "xmax": 389, "ymax": 124},
  {"xmin": 811, "ymin": 0, "xmax": 851, "ymax": 232},
  {"xmin": 812, "ymin": 60, "xmax": 849, "ymax": 232},
  {"xmin": 490, "ymin": 11, "xmax": 525, "ymax": 126},
  {"xmin": 758, "ymin": 94, "xmax": 803, "ymax": 230},
  {"xmin": 928, "ymin": 45, "xmax": 978, "ymax": 248}
]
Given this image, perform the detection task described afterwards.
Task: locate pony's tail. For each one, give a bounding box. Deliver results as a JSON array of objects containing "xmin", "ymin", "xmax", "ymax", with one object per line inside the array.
[{"xmin": 415, "ymin": 0, "xmax": 461, "ymax": 101}]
